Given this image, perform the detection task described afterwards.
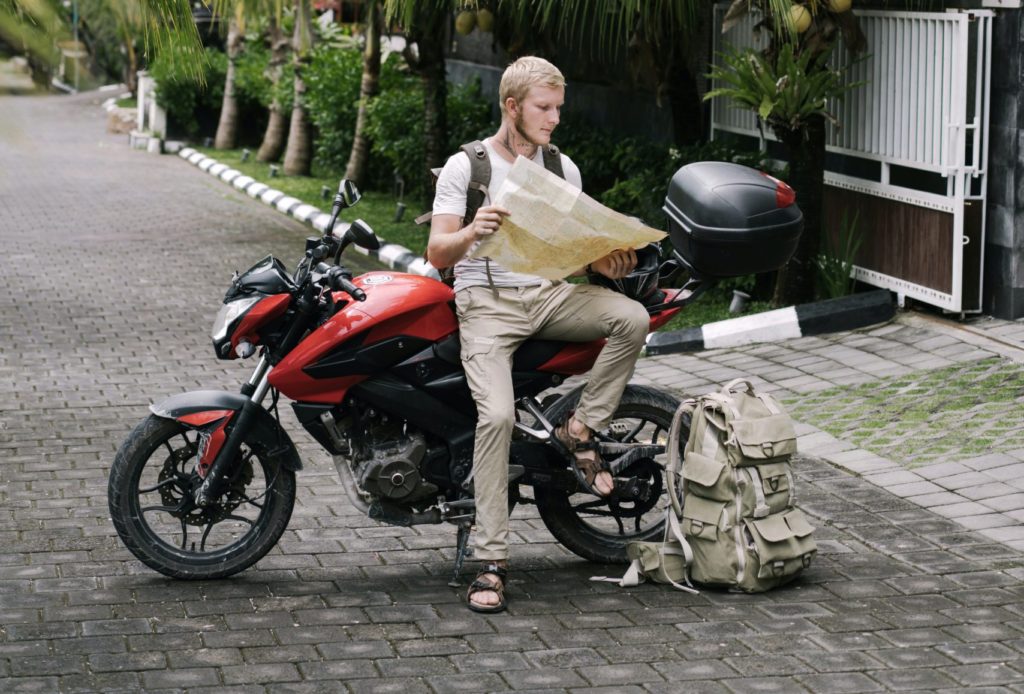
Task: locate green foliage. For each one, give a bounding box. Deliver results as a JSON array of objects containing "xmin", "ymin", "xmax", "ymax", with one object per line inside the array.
[
  {"xmin": 304, "ymin": 46, "xmax": 365, "ymax": 172},
  {"xmin": 364, "ymin": 70, "xmax": 491, "ymax": 197},
  {"xmin": 705, "ymin": 43, "xmax": 862, "ymax": 136},
  {"xmin": 816, "ymin": 210, "xmax": 862, "ymax": 299},
  {"xmin": 234, "ymin": 38, "xmax": 272, "ymax": 106},
  {"xmin": 150, "ymin": 45, "xmax": 226, "ymax": 137}
]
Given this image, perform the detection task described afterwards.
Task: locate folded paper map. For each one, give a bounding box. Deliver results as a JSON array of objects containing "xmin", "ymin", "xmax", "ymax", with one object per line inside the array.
[{"xmin": 472, "ymin": 155, "xmax": 667, "ymax": 280}]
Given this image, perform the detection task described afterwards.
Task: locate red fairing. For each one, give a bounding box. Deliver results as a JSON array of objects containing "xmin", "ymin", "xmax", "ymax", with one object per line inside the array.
[
  {"xmin": 197, "ymin": 417, "xmax": 231, "ymax": 478},
  {"xmin": 232, "ymin": 293, "xmax": 290, "ymax": 354},
  {"xmin": 269, "ymin": 272, "xmax": 457, "ymax": 403},
  {"xmin": 178, "ymin": 410, "xmax": 234, "ymax": 427}
]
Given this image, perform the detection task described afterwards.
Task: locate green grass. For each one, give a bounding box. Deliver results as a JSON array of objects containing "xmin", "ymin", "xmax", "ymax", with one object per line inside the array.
[
  {"xmin": 116, "ymin": 97, "xmax": 137, "ymax": 109},
  {"xmin": 194, "ymin": 147, "xmax": 430, "ymax": 255},
  {"xmin": 192, "ymin": 147, "xmax": 775, "ymax": 333},
  {"xmin": 658, "ymin": 292, "xmax": 772, "ymax": 332}
]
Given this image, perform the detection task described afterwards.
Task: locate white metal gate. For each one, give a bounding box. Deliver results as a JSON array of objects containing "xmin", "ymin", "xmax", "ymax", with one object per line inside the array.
[{"xmin": 710, "ymin": 6, "xmax": 994, "ymax": 313}]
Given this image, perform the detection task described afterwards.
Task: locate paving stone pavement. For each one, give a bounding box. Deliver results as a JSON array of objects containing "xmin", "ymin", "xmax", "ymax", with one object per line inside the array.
[{"xmin": 2, "ymin": 91, "xmax": 1024, "ymax": 693}]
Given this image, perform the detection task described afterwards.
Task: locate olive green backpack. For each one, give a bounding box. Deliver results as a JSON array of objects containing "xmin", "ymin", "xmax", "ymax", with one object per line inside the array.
[
  {"xmin": 595, "ymin": 379, "xmax": 816, "ymax": 593},
  {"xmin": 672, "ymin": 378, "xmax": 816, "ymax": 592}
]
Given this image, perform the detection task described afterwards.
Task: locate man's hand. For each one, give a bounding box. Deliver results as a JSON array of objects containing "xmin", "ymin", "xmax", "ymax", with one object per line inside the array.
[
  {"xmin": 589, "ymin": 248, "xmax": 637, "ymax": 280},
  {"xmin": 467, "ymin": 204, "xmax": 510, "ymax": 242}
]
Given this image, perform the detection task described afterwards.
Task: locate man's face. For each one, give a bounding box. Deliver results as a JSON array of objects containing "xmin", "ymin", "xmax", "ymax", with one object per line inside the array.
[{"xmin": 511, "ymin": 84, "xmax": 564, "ymax": 146}]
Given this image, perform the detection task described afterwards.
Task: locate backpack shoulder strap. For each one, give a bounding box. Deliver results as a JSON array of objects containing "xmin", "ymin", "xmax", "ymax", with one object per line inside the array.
[
  {"xmin": 542, "ymin": 144, "xmax": 565, "ymax": 180},
  {"xmin": 461, "ymin": 140, "xmax": 491, "ymax": 227}
]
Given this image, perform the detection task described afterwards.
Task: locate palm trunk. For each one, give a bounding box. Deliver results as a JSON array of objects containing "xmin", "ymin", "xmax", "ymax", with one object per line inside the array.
[
  {"xmin": 343, "ymin": 0, "xmax": 382, "ymax": 186},
  {"xmin": 214, "ymin": 18, "xmax": 243, "ymax": 150},
  {"xmin": 283, "ymin": 0, "xmax": 314, "ymax": 176},
  {"xmin": 773, "ymin": 114, "xmax": 826, "ymax": 306},
  {"xmin": 404, "ymin": 8, "xmax": 448, "ymax": 194},
  {"xmin": 257, "ymin": 20, "xmax": 290, "ymax": 163}
]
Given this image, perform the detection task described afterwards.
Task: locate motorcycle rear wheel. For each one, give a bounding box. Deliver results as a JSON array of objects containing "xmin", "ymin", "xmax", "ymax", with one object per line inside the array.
[
  {"xmin": 535, "ymin": 385, "xmax": 685, "ymax": 564},
  {"xmin": 108, "ymin": 415, "xmax": 296, "ymax": 579}
]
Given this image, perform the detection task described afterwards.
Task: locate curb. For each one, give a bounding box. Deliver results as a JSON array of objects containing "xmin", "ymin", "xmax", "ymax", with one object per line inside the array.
[
  {"xmin": 176, "ymin": 147, "xmax": 439, "ymax": 279},
  {"xmin": 645, "ymin": 289, "xmax": 896, "ymax": 355}
]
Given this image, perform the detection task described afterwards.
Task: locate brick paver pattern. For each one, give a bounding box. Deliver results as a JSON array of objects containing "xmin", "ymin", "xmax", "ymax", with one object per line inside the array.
[{"xmin": 2, "ymin": 91, "xmax": 1023, "ymax": 692}]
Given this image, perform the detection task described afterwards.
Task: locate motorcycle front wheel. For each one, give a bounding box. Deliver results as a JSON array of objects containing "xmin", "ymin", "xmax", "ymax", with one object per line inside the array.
[
  {"xmin": 535, "ymin": 385, "xmax": 686, "ymax": 564},
  {"xmin": 108, "ymin": 414, "xmax": 296, "ymax": 579}
]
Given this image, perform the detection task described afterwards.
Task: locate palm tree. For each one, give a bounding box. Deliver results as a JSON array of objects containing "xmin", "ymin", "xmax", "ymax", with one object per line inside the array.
[
  {"xmin": 383, "ymin": 0, "xmax": 450, "ymax": 190},
  {"xmin": 256, "ymin": 14, "xmax": 290, "ymax": 162},
  {"xmin": 343, "ymin": 0, "xmax": 382, "ymax": 186},
  {"xmin": 282, "ymin": 0, "xmax": 314, "ymax": 175},
  {"xmin": 213, "ymin": 10, "xmax": 244, "ymax": 149}
]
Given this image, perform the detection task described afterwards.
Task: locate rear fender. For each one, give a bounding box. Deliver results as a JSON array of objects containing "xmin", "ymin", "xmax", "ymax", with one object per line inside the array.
[{"xmin": 150, "ymin": 390, "xmax": 303, "ymax": 471}]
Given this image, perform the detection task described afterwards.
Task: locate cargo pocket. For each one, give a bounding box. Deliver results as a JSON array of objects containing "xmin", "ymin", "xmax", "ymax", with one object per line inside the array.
[
  {"xmin": 739, "ymin": 462, "xmax": 792, "ymax": 518},
  {"xmin": 745, "ymin": 508, "xmax": 816, "ymax": 581},
  {"xmin": 461, "ymin": 336, "xmax": 494, "ymax": 362},
  {"xmin": 681, "ymin": 452, "xmax": 732, "ymax": 501},
  {"xmin": 681, "ymin": 496, "xmax": 735, "ymax": 585},
  {"xmin": 729, "ymin": 414, "xmax": 797, "ymax": 465}
]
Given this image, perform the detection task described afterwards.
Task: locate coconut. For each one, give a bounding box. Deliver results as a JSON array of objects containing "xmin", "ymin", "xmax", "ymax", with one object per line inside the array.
[
  {"xmin": 789, "ymin": 4, "xmax": 811, "ymax": 33},
  {"xmin": 455, "ymin": 10, "xmax": 477, "ymax": 35},
  {"xmin": 827, "ymin": 0, "xmax": 851, "ymax": 12},
  {"xmin": 476, "ymin": 8, "xmax": 495, "ymax": 33}
]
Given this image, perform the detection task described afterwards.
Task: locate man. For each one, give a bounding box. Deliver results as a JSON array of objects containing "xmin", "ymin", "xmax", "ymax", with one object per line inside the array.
[{"xmin": 428, "ymin": 56, "xmax": 649, "ymax": 613}]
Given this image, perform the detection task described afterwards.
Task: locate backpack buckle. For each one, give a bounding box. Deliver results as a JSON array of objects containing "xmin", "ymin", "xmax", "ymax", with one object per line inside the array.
[{"xmin": 761, "ymin": 441, "xmax": 775, "ymax": 457}]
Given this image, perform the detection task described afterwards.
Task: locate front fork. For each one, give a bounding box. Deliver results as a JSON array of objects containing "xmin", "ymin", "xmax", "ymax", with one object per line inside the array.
[{"xmin": 193, "ymin": 357, "xmax": 273, "ymax": 507}]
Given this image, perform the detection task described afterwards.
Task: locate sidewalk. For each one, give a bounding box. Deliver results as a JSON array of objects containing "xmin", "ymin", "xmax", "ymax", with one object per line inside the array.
[{"xmin": 1, "ymin": 89, "xmax": 1023, "ymax": 693}]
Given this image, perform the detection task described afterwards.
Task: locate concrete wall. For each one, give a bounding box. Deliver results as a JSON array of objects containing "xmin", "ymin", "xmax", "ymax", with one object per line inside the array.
[{"xmin": 984, "ymin": 7, "xmax": 1024, "ymax": 319}]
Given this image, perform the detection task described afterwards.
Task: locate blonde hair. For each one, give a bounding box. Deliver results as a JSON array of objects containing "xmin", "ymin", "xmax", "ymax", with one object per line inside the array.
[{"xmin": 498, "ymin": 56, "xmax": 565, "ymax": 117}]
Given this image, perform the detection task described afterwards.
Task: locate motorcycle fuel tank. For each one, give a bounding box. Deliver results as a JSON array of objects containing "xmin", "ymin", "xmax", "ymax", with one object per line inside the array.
[{"xmin": 269, "ymin": 272, "xmax": 457, "ymax": 403}]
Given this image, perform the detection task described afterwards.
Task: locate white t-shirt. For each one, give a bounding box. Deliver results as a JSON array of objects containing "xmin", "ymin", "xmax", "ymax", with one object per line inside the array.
[{"xmin": 432, "ymin": 139, "xmax": 583, "ymax": 292}]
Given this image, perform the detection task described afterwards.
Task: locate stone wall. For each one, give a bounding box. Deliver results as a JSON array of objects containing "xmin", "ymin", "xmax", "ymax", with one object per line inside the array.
[{"xmin": 984, "ymin": 7, "xmax": 1024, "ymax": 318}]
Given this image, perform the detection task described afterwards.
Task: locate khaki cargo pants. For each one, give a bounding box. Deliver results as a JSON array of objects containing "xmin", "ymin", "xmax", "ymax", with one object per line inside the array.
[{"xmin": 455, "ymin": 280, "xmax": 650, "ymax": 562}]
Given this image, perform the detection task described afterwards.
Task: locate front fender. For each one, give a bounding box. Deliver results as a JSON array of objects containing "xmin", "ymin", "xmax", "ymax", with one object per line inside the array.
[{"xmin": 150, "ymin": 390, "xmax": 303, "ymax": 471}]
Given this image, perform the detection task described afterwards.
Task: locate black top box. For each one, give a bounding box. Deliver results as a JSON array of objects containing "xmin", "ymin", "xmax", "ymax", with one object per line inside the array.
[{"xmin": 663, "ymin": 161, "xmax": 803, "ymax": 279}]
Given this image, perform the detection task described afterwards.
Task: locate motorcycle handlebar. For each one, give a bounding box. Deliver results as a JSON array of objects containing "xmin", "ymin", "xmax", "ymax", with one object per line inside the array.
[{"xmin": 326, "ymin": 266, "xmax": 366, "ymax": 301}]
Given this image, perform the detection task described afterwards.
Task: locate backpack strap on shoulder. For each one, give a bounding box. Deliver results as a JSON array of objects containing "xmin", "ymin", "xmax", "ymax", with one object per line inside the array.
[
  {"xmin": 461, "ymin": 140, "xmax": 491, "ymax": 227},
  {"xmin": 542, "ymin": 144, "xmax": 564, "ymax": 180}
]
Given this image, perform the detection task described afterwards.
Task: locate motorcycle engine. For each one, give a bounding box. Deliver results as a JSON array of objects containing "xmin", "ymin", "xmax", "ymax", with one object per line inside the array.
[{"xmin": 347, "ymin": 414, "xmax": 437, "ymax": 503}]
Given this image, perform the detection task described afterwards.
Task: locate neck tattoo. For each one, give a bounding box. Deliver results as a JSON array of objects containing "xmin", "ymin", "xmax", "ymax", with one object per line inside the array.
[{"xmin": 499, "ymin": 126, "xmax": 536, "ymax": 159}]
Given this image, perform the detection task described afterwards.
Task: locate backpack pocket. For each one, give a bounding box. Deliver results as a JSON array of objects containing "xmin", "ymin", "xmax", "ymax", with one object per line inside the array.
[
  {"xmin": 739, "ymin": 462, "xmax": 792, "ymax": 518},
  {"xmin": 744, "ymin": 509, "xmax": 816, "ymax": 584},
  {"xmin": 680, "ymin": 496, "xmax": 737, "ymax": 585},
  {"xmin": 681, "ymin": 452, "xmax": 732, "ymax": 501},
  {"xmin": 729, "ymin": 414, "xmax": 797, "ymax": 465}
]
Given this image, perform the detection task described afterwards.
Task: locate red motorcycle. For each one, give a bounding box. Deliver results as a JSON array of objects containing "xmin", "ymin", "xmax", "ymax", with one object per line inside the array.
[{"xmin": 108, "ymin": 163, "xmax": 802, "ymax": 581}]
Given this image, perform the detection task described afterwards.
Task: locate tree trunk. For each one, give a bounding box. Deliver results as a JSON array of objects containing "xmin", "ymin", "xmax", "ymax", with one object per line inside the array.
[
  {"xmin": 406, "ymin": 9, "xmax": 448, "ymax": 195},
  {"xmin": 214, "ymin": 18, "xmax": 243, "ymax": 150},
  {"xmin": 123, "ymin": 39, "xmax": 138, "ymax": 95},
  {"xmin": 257, "ymin": 20, "xmax": 290, "ymax": 163},
  {"xmin": 282, "ymin": 67, "xmax": 312, "ymax": 175},
  {"xmin": 773, "ymin": 114, "xmax": 826, "ymax": 306},
  {"xmin": 283, "ymin": 0, "xmax": 314, "ymax": 176},
  {"xmin": 343, "ymin": 0, "xmax": 382, "ymax": 187}
]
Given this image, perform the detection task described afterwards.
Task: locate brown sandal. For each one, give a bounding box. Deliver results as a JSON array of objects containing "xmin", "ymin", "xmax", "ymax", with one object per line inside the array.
[
  {"xmin": 555, "ymin": 417, "xmax": 615, "ymax": 497},
  {"xmin": 467, "ymin": 563, "xmax": 508, "ymax": 613}
]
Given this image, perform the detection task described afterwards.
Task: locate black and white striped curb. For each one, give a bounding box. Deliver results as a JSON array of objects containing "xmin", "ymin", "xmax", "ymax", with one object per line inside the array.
[
  {"xmin": 177, "ymin": 147, "xmax": 439, "ymax": 279},
  {"xmin": 645, "ymin": 289, "xmax": 895, "ymax": 355}
]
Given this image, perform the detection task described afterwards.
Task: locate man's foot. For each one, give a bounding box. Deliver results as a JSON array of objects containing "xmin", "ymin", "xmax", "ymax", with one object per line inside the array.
[
  {"xmin": 467, "ymin": 562, "xmax": 508, "ymax": 613},
  {"xmin": 555, "ymin": 415, "xmax": 615, "ymax": 497}
]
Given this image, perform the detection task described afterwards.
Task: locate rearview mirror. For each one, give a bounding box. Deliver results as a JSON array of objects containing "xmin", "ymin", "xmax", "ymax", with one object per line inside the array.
[
  {"xmin": 339, "ymin": 179, "xmax": 361, "ymax": 208},
  {"xmin": 346, "ymin": 219, "xmax": 380, "ymax": 250}
]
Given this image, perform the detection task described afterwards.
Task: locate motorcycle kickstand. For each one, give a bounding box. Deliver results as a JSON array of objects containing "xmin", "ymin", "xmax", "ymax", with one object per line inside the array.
[{"xmin": 448, "ymin": 521, "xmax": 473, "ymax": 588}]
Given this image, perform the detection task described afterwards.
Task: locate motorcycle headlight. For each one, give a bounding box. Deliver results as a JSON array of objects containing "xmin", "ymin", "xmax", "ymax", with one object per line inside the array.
[{"xmin": 212, "ymin": 295, "xmax": 261, "ymax": 343}]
